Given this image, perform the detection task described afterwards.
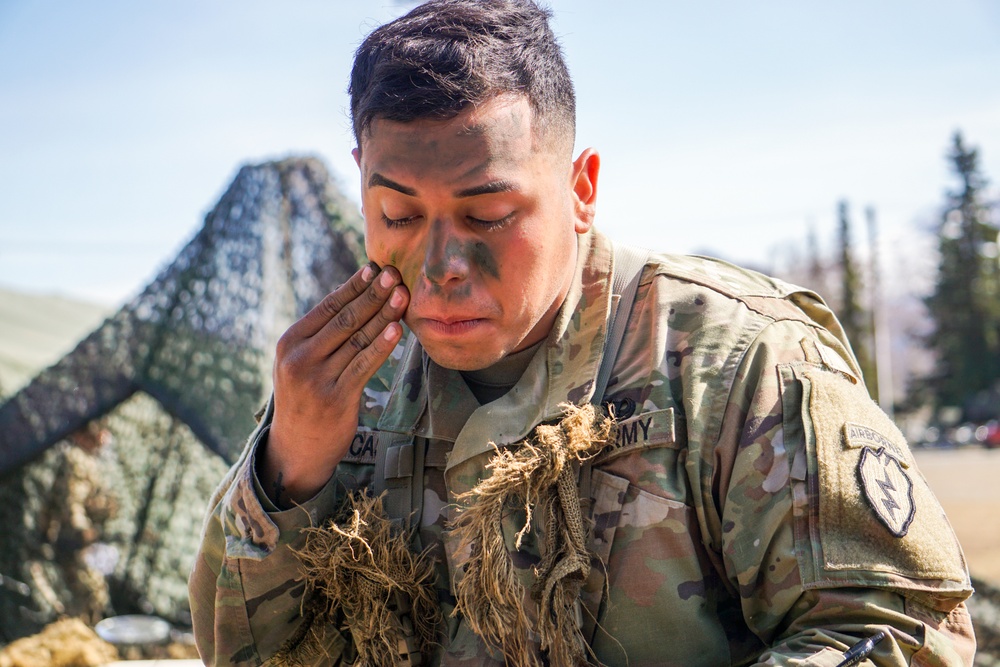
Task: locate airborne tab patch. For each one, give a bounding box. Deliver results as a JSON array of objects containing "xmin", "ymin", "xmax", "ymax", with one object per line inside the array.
[
  {"xmin": 844, "ymin": 422, "xmax": 908, "ymax": 465},
  {"xmin": 858, "ymin": 447, "xmax": 915, "ymax": 537}
]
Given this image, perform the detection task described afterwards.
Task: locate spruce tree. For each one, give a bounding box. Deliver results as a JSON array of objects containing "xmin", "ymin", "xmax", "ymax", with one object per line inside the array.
[
  {"xmin": 806, "ymin": 223, "xmax": 830, "ymax": 300},
  {"xmin": 837, "ymin": 200, "xmax": 878, "ymax": 399},
  {"xmin": 924, "ymin": 132, "xmax": 1000, "ymax": 414}
]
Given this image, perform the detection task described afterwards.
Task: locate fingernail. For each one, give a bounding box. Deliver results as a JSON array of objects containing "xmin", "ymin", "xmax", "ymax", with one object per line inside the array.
[
  {"xmin": 361, "ymin": 264, "xmax": 375, "ymax": 282},
  {"xmin": 390, "ymin": 288, "xmax": 404, "ymax": 308},
  {"xmin": 383, "ymin": 323, "xmax": 399, "ymax": 340},
  {"xmin": 379, "ymin": 270, "xmax": 394, "ymax": 288}
]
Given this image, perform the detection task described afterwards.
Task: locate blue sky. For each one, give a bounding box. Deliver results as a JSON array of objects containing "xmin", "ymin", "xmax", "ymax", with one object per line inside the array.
[{"xmin": 1, "ymin": 0, "xmax": 999, "ymax": 306}]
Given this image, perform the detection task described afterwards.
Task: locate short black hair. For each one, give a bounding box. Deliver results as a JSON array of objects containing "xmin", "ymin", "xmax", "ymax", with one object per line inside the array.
[{"xmin": 350, "ymin": 0, "xmax": 575, "ymax": 151}]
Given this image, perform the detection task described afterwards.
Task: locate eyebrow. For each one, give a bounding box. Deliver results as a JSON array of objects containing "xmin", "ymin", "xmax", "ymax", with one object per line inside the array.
[
  {"xmin": 454, "ymin": 180, "xmax": 518, "ymax": 198},
  {"xmin": 367, "ymin": 173, "xmax": 518, "ymax": 199},
  {"xmin": 368, "ymin": 173, "xmax": 417, "ymax": 196}
]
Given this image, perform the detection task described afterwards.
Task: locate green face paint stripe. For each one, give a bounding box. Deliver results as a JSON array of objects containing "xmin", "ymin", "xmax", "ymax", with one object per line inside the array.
[
  {"xmin": 423, "ymin": 237, "xmax": 457, "ymax": 284},
  {"xmin": 424, "ymin": 238, "xmax": 500, "ymax": 283},
  {"xmin": 470, "ymin": 241, "xmax": 500, "ymax": 280}
]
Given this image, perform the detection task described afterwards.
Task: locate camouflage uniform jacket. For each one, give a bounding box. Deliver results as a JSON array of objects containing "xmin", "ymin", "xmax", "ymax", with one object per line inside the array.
[{"xmin": 190, "ymin": 229, "xmax": 976, "ymax": 666}]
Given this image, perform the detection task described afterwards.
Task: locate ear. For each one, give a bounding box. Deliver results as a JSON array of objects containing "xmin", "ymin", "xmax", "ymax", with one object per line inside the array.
[{"xmin": 570, "ymin": 148, "xmax": 600, "ymax": 233}]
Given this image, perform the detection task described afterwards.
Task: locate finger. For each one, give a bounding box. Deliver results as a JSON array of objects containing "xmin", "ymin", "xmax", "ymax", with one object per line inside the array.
[
  {"xmin": 310, "ymin": 266, "xmax": 403, "ymax": 354},
  {"xmin": 286, "ymin": 261, "xmax": 380, "ymax": 340},
  {"xmin": 326, "ymin": 283, "xmax": 409, "ymax": 376},
  {"xmin": 336, "ymin": 321, "xmax": 406, "ymax": 395}
]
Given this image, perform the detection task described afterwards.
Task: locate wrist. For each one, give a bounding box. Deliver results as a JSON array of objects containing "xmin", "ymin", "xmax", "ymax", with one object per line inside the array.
[{"xmin": 257, "ymin": 429, "xmax": 338, "ymax": 508}]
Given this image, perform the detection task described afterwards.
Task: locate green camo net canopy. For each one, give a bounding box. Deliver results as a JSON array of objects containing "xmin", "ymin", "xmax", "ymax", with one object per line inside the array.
[{"xmin": 0, "ymin": 157, "xmax": 365, "ymax": 642}]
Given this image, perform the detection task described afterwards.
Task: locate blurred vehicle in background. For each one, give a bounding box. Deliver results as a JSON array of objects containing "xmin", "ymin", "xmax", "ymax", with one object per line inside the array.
[
  {"xmin": 917, "ymin": 421, "xmax": 1000, "ymax": 449},
  {"xmin": 982, "ymin": 420, "xmax": 1000, "ymax": 449}
]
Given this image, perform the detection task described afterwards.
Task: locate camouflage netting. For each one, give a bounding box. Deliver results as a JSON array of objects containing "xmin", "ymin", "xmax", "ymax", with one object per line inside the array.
[
  {"xmin": 971, "ymin": 577, "xmax": 1000, "ymax": 667},
  {"xmin": 0, "ymin": 157, "xmax": 366, "ymax": 643}
]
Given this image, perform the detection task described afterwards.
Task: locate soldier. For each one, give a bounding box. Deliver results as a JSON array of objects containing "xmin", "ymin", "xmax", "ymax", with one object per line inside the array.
[{"xmin": 189, "ymin": 1, "xmax": 976, "ymax": 665}]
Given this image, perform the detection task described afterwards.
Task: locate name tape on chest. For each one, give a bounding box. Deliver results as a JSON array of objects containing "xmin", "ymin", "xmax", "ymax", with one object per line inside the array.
[
  {"xmin": 598, "ymin": 408, "xmax": 677, "ymax": 463},
  {"xmin": 345, "ymin": 409, "xmax": 678, "ymax": 468},
  {"xmin": 341, "ymin": 430, "xmax": 379, "ymax": 465}
]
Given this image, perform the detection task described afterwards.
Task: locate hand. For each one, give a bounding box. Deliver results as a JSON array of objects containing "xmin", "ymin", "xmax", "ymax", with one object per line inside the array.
[{"xmin": 261, "ymin": 262, "xmax": 409, "ymax": 507}]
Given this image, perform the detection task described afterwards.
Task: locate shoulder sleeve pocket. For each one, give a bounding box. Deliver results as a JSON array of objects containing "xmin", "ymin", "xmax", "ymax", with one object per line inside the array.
[{"xmin": 780, "ymin": 362, "xmax": 971, "ymax": 599}]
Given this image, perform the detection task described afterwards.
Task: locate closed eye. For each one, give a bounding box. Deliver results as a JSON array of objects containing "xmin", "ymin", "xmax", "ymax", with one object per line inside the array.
[
  {"xmin": 381, "ymin": 213, "xmax": 421, "ymax": 229},
  {"xmin": 468, "ymin": 212, "xmax": 516, "ymax": 231}
]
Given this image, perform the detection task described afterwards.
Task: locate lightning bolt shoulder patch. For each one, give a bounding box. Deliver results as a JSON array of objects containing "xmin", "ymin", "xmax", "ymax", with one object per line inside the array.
[{"xmin": 857, "ymin": 445, "xmax": 915, "ymax": 537}]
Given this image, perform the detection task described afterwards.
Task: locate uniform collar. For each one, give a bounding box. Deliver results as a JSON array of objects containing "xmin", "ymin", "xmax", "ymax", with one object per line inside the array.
[{"xmin": 377, "ymin": 229, "xmax": 614, "ymax": 470}]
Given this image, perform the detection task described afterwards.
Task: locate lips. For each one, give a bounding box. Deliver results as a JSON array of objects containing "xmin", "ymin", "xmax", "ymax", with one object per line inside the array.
[
  {"xmin": 418, "ymin": 314, "xmax": 483, "ymax": 326},
  {"xmin": 412, "ymin": 316, "xmax": 487, "ymax": 335},
  {"xmin": 405, "ymin": 305, "xmax": 490, "ymax": 337},
  {"xmin": 405, "ymin": 289, "xmax": 502, "ymax": 339},
  {"xmin": 407, "ymin": 303, "xmax": 493, "ymax": 325}
]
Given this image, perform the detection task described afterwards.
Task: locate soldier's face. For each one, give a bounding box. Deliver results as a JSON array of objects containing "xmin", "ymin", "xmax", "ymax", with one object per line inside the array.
[{"xmin": 355, "ymin": 95, "xmax": 598, "ymax": 371}]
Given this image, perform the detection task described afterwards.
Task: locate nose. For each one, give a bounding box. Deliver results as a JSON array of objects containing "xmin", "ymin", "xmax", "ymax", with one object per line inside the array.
[{"xmin": 422, "ymin": 218, "xmax": 470, "ymax": 287}]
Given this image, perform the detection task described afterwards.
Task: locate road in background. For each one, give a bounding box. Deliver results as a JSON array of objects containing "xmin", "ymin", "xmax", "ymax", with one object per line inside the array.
[{"xmin": 914, "ymin": 447, "xmax": 1000, "ymax": 584}]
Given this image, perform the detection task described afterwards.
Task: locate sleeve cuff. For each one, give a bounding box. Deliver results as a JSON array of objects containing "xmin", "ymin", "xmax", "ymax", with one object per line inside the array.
[
  {"xmin": 222, "ymin": 424, "xmax": 343, "ymax": 559},
  {"xmin": 251, "ymin": 427, "xmax": 282, "ymax": 514}
]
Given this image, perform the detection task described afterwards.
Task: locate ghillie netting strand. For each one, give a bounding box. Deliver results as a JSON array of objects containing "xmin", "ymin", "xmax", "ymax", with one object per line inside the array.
[
  {"xmin": 280, "ymin": 493, "xmax": 440, "ymax": 667},
  {"xmin": 451, "ymin": 403, "xmax": 615, "ymax": 667}
]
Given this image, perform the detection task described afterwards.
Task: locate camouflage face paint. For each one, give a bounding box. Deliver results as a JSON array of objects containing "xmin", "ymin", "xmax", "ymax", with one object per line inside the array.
[
  {"xmin": 425, "ymin": 282, "xmax": 473, "ymax": 301},
  {"xmin": 469, "ymin": 241, "xmax": 500, "ymax": 280},
  {"xmin": 424, "ymin": 238, "xmax": 500, "ymax": 285},
  {"xmin": 355, "ymin": 96, "xmax": 582, "ymax": 370}
]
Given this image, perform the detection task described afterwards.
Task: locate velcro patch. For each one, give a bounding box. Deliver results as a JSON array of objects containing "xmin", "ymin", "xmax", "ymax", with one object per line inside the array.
[
  {"xmin": 340, "ymin": 430, "xmax": 378, "ymax": 465},
  {"xmin": 783, "ymin": 361, "xmax": 970, "ymax": 590},
  {"xmin": 598, "ymin": 408, "xmax": 676, "ymax": 463}
]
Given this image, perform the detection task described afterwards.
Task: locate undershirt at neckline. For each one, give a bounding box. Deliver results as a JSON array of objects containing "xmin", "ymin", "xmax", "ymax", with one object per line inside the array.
[{"xmin": 460, "ymin": 340, "xmax": 544, "ymax": 405}]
